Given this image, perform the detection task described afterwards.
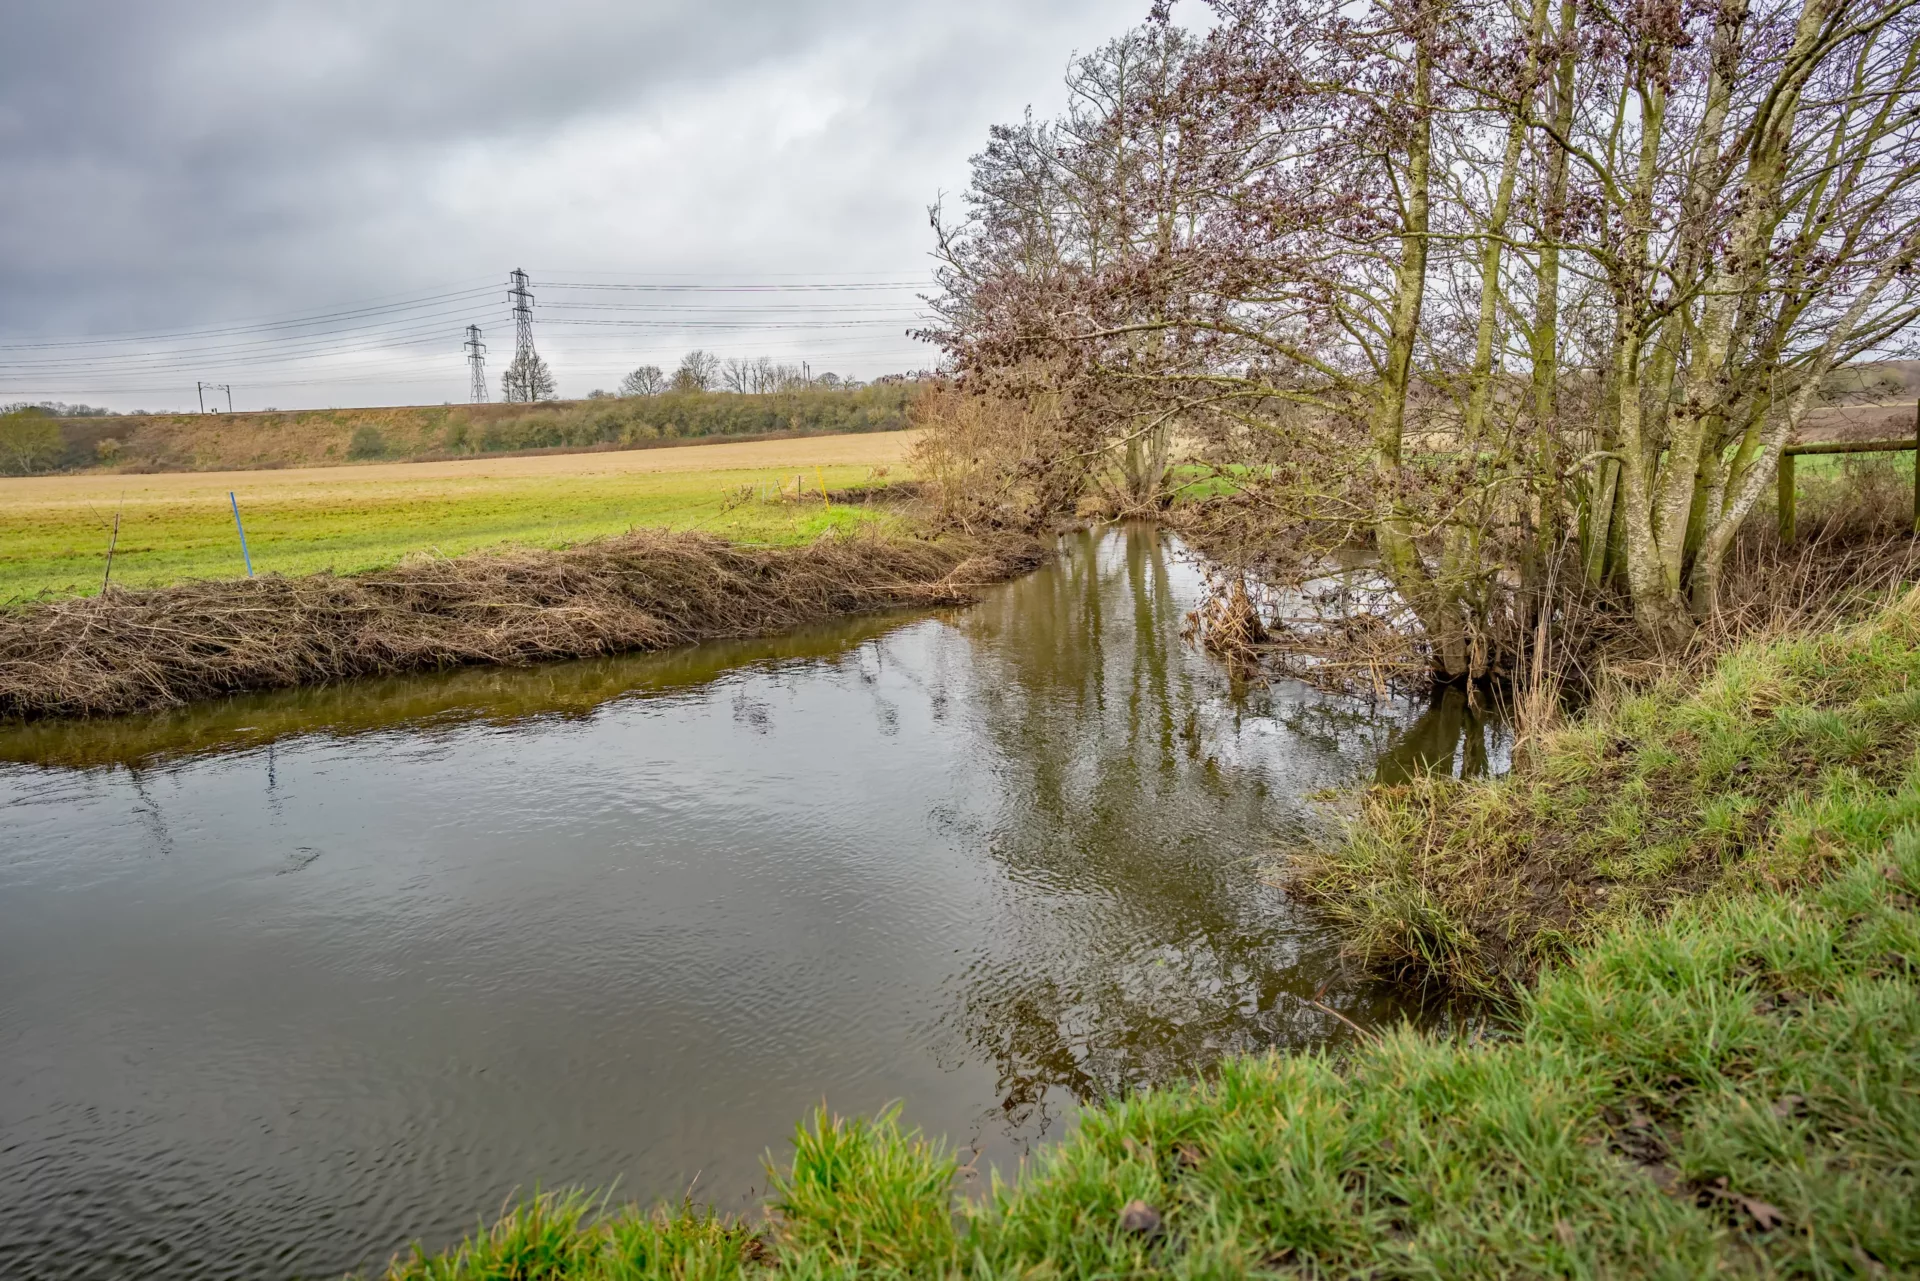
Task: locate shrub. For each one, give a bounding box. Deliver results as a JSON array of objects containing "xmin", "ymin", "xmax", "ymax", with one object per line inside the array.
[{"xmin": 347, "ymin": 426, "xmax": 388, "ymax": 460}]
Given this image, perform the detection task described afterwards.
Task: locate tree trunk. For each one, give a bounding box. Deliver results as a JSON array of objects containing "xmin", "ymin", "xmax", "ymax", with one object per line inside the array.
[{"xmin": 1369, "ymin": 27, "xmax": 1465, "ymax": 677}]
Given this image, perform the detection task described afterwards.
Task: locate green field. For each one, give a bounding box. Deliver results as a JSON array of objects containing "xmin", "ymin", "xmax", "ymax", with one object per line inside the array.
[{"xmin": 0, "ymin": 435, "xmax": 917, "ymax": 603}]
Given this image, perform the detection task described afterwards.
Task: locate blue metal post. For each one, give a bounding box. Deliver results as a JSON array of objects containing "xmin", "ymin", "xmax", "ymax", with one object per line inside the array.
[{"xmin": 229, "ymin": 491, "xmax": 254, "ymax": 577}]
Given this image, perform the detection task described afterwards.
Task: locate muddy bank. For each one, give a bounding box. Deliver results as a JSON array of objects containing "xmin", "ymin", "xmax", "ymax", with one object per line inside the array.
[{"xmin": 0, "ymin": 529, "xmax": 1042, "ymax": 720}]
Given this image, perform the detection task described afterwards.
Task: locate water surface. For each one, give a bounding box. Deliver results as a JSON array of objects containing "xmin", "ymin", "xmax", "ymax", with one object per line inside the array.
[{"xmin": 0, "ymin": 527, "xmax": 1487, "ymax": 1280}]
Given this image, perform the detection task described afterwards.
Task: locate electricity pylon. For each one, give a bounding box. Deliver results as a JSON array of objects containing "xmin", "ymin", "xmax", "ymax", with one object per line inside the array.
[{"xmin": 464, "ymin": 325, "xmax": 488, "ymax": 403}]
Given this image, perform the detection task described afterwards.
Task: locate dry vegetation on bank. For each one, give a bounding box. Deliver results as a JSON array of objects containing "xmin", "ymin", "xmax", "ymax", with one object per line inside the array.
[
  {"xmin": 1170, "ymin": 452, "xmax": 1920, "ymax": 702},
  {"xmin": 0, "ymin": 529, "xmax": 1040, "ymax": 721}
]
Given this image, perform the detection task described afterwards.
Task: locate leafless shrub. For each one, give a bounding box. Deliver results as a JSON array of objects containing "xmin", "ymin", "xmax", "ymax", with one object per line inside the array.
[{"xmin": 908, "ymin": 383, "xmax": 1086, "ymax": 532}]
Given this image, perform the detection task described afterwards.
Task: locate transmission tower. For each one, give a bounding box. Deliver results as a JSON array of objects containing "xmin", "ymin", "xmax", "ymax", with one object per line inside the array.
[
  {"xmin": 503, "ymin": 268, "xmax": 539, "ymax": 401},
  {"xmin": 510, "ymin": 268, "xmax": 536, "ymax": 360},
  {"xmin": 464, "ymin": 325, "xmax": 488, "ymax": 403}
]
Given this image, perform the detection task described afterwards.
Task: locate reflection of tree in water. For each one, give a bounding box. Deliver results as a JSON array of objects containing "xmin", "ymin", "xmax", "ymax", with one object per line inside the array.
[
  {"xmin": 939, "ymin": 527, "xmax": 1433, "ymax": 1130},
  {"xmin": 1374, "ymin": 686, "xmax": 1511, "ymax": 785}
]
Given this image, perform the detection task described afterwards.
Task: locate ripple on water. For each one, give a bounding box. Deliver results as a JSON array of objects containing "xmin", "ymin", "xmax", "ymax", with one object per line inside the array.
[{"xmin": 0, "ymin": 528, "xmax": 1499, "ymax": 1281}]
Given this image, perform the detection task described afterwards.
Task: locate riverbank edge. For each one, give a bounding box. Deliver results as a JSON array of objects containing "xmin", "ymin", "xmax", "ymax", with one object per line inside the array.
[
  {"xmin": 367, "ymin": 595, "xmax": 1920, "ymax": 1278},
  {"xmin": 0, "ymin": 528, "xmax": 1045, "ymax": 721}
]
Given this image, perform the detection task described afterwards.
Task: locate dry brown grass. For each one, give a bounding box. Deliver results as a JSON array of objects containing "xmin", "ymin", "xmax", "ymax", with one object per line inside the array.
[{"xmin": 0, "ymin": 528, "xmax": 1040, "ymax": 721}]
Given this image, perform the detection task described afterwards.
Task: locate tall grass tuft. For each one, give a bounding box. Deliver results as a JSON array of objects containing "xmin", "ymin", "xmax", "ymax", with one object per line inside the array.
[
  {"xmin": 769, "ymin": 1107, "xmax": 959, "ymax": 1276},
  {"xmin": 382, "ymin": 1191, "xmax": 759, "ymax": 1280},
  {"xmin": 1291, "ymin": 583, "xmax": 1920, "ymax": 992}
]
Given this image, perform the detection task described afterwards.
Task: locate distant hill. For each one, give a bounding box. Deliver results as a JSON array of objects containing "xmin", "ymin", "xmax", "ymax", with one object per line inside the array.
[
  {"xmin": 1799, "ymin": 359, "xmax": 1920, "ymax": 445},
  {"xmin": 1821, "ymin": 359, "xmax": 1920, "ymax": 403},
  {"xmin": 25, "ymin": 383, "xmax": 923, "ymax": 475}
]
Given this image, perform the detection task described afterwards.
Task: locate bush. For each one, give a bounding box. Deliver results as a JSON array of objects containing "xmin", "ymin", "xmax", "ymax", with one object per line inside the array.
[
  {"xmin": 347, "ymin": 426, "xmax": 388, "ymax": 460},
  {"xmin": 910, "ymin": 383, "xmax": 1085, "ymax": 530}
]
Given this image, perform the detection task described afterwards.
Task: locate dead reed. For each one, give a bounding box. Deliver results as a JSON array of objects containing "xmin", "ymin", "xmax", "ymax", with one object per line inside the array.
[{"xmin": 0, "ymin": 529, "xmax": 1041, "ymax": 721}]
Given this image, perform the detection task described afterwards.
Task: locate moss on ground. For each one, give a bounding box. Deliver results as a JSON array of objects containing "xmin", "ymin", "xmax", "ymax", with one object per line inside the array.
[{"xmin": 372, "ymin": 596, "xmax": 1920, "ymax": 1278}]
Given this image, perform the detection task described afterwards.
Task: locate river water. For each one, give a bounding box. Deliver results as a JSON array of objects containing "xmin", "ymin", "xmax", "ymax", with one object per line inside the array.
[{"xmin": 0, "ymin": 526, "xmax": 1503, "ymax": 1280}]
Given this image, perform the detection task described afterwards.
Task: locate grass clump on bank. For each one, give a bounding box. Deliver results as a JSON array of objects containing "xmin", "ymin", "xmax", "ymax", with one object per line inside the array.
[
  {"xmin": 0, "ymin": 529, "xmax": 1039, "ymax": 720},
  {"xmin": 1296, "ymin": 586, "xmax": 1920, "ymax": 992},
  {"xmin": 371, "ymin": 596, "xmax": 1920, "ymax": 1278}
]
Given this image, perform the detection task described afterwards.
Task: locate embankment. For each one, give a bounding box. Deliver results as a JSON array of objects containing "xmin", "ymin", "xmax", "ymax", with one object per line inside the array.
[
  {"xmin": 369, "ymin": 592, "xmax": 1920, "ymax": 1278},
  {"xmin": 28, "ymin": 384, "xmax": 920, "ymax": 474},
  {"xmin": 0, "ymin": 529, "xmax": 1040, "ymax": 721}
]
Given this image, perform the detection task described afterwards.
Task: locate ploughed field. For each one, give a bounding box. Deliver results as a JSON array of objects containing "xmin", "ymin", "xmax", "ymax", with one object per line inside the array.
[{"xmin": 0, "ymin": 430, "xmax": 921, "ymax": 601}]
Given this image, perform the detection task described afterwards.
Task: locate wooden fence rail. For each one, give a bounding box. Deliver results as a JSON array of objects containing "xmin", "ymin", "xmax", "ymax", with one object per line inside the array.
[{"xmin": 1777, "ymin": 399, "xmax": 1920, "ymax": 544}]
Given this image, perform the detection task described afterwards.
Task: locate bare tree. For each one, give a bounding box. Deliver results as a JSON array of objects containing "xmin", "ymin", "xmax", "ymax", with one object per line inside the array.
[
  {"xmin": 501, "ymin": 350, "xmax": 557, "ymax": 403},
  {"xmin": 619, "ymin": 364, "xmax": 666, "ymax": 396},
  {"xmin": 721, "ymin": 356, "xmax": 755, "ymax": 394},
  {"xmin": 672, "ymin": 350, "xmax": 720, "ymax": 392},
  {"xmin": 928, "ymin": 0, "xmax": 1920, "ymax": 673}
]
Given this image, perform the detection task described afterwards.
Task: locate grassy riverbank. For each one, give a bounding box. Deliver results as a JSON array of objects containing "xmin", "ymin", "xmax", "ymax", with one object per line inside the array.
[{"xmin": 369, "ymin": 592, "xmax": 1920, "ymax": 1278}]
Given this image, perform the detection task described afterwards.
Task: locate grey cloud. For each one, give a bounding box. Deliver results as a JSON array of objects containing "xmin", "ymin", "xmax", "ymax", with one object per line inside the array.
[{"xmin": 0, "ymin": 0, "xmax": 1149, "ymax": 405}]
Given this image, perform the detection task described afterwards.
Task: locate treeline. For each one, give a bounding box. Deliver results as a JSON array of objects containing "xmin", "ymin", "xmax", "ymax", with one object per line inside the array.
[
  {"xmin": 600, "ymin": 350, "xmax": 881, "ymax": 398},
  {"xmin": 0, "ymin": 384, "xmax": 922, "ymax": 475},
  {"xmin": 927, "ymin": 0, "xmax": 1920, "ymax": 678},
  {"xmin": 431, "ymin": 383, "xmax": 918, "ymax": 456}
]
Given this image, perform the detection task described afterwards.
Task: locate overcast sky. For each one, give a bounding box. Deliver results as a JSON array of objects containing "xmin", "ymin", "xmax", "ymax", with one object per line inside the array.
[{"xmin": 0, "ymin": 0, "xmax": 1151, "ymax": 411}]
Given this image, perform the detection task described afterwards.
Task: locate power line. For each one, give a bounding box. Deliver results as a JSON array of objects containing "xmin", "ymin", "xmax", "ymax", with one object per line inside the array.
[
  {"xmin": 0, "ymin": 283, "xmax": 501, "ymax": 351},
  {"xmin": 0, "ymin": 306, "xmax": 514, "ymax": 373},
  {"xmin": 540, "ymin": 281, "xmax": 925, "ymax": 292},
  {"xmin": 0, "ymin": 269, "xmax": 940, "ymax": 405}
]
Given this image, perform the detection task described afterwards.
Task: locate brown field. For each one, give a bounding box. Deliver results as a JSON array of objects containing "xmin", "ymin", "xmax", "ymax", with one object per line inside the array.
[{"xmin": 0, "ymin": 429, "xmax": 922, "ymax": 508}]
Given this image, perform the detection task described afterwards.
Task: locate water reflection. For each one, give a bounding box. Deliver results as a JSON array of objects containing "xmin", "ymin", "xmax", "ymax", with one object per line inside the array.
[
  {"xmin": 0, "ymin": 526, "xmax": 1448, "ymax": 1281},
  {"xmin": 938, "ymin": 527, "xmax": 1436, "ymax": 1130},
  {"xmin": 0, "ymin": 612, "xmax": 914, "ymax": 770},
  {"xmin": 1373, "ymin": 686, "xmax": 1512, "ymax": 785}
]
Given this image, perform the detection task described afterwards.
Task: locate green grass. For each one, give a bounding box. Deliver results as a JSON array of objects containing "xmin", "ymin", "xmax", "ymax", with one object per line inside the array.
[
  {"xmin": 1165, "ymin": 462, "xmax": 1259, "ymax": 502},
  {"xmin": 366, "ymin": 595, "xmax": 1920, "ymax": 1279},
  {"xmin": 0, "ymin": 465, "xmax": 898, "ymax": 603},
  {"xmin": 1297, "ymin": 586, "xmax": 1920, "ymax": 992}
]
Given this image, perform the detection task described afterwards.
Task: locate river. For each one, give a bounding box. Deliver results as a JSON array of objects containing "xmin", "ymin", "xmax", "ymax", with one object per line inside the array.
[{"xmin": 0, "ymin": 526, "xmax": 1503, "ymax": 1280}]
